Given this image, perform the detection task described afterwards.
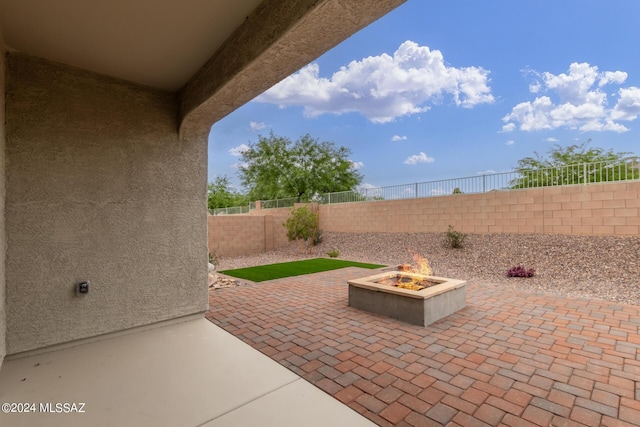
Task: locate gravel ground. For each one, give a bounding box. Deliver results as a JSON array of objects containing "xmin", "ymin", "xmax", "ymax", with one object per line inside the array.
[{"xmin": 215, "ymin": 232, "xmax": 640, "ymax": 306}]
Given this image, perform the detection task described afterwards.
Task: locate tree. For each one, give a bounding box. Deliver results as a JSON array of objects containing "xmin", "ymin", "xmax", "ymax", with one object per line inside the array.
[
  {"xmin": 510, "ymin": 140, "xmax": 638, "ymax": 188},
  {"xmin": 207, "ymin": 175, "xmax": 248, "ymax": 210},
  {"xmin": 238, "ymin": 132, "xmax": 363, "ymax": 201}
]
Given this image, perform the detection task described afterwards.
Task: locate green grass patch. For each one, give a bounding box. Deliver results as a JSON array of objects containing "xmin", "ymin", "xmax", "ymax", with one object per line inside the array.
[{"xmin": 219, "ymin": 258, "xmax": 385, "ymax": 282}]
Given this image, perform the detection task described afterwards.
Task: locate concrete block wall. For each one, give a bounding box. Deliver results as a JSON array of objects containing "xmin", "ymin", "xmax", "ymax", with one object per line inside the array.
[
  {"xmin": 208, "ymin": 207, "xmax": 291, "ymax": 257},
  {"xmin": 208, "ymin": 215, "xmax": 266, "ymax": 257},
  {"xmin": 319, "ymin": 181, "xmax": 640, "ymax": 236},
  {"xmin": 208, "ymin": 181, "xmax": 640, "ymax": 257},
  {"xmin": 249, "ymin": 207, "xmax": 291, "ymax": 249}
]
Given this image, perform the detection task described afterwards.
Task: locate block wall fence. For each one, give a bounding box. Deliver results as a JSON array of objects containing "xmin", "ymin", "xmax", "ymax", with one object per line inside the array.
[
  {"xmin": 208, "ymin": 181, "xmax": 640, "ymax": 257},
  {"xmin": 207, "ymin": 205, "xmax": 291, "ymax": 257}
]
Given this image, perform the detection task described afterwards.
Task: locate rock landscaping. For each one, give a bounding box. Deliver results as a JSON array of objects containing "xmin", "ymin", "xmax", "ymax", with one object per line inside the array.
[{"xmin": 216, "ymin": 231, "xmax": 640, "ymax": 305}]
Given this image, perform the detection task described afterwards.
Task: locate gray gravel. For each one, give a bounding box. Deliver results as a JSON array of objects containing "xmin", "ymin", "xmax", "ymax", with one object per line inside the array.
[{"xmin": 216, "ymin": 232, "xmax": 640, "ymax": 306}]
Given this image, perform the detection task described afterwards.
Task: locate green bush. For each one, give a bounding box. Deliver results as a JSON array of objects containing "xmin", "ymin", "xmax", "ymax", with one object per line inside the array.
[
  {"xmin": 445, "ymin": 225, "xmax": 467, "ymax": 248},
  {"xmin": 327, "ymin": 249, "xmax": 340, "ymax": 258},
  {"xmin": 284, "ymin": 205, "xmax": 319, "ymax": 254}
]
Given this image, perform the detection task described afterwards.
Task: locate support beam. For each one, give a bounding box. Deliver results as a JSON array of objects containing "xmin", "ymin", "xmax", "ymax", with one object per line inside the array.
[{"xmin": 179, "ymin": 0, "xmax": 405, "ymax": 137}]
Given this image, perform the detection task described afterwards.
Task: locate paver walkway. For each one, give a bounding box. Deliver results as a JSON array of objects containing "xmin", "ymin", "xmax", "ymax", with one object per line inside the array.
[{"xmin": 206, "ymin": 267, "xmax": 640, "ymax": 427}]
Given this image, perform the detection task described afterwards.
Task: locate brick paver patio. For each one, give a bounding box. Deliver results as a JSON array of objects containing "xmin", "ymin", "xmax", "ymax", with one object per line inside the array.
[{"xmin": 206, "ymin": 267, "xmax": 640, "ymax": 426}]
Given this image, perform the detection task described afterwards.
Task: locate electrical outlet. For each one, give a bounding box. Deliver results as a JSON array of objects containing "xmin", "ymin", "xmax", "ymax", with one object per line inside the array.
[{"xmin": 76, "ymin": 281, "xmax": 90, "ymax": 296}]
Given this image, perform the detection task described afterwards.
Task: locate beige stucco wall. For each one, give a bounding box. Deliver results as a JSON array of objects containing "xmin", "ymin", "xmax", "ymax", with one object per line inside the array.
[
  {"xmin": 5, "ymin": 54, "xmax": 208, "ymax": 355},
  {"xmin": 0, "ymin": 30, "xmax": 7, "ymax": 366}
]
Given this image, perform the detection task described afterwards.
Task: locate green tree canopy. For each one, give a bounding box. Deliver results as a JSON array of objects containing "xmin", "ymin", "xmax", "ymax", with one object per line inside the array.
[
  {"xmin": 238, "ymin": 132, "xmax": 363, "ymax": 201},
  {"xmin": 510, "ymin": 140, "xmax": 638, "ymax": 188},
  {"xmin": 207, "ymin": 175, "xmax": 248, "ymax": 210}
]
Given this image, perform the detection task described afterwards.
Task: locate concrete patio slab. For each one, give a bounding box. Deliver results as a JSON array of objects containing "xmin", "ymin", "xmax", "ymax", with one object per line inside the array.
[
  {"xmin": 203, "ymin": 377, "xmax": 374, "ymax": 427},
  {"xmin": 0, "ymin": 317, "xmax": 374, "ymax": 427}
]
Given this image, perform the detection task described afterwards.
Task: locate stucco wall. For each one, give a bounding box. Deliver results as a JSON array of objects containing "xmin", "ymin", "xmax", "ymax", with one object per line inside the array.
[
  {"xmin": 5, "ymin": 54, "xmax": 208, "ymax": 355},
  {"xmin": 0, "ymin": 32, "xmax": 7, "ymax": 366},
  {"xmin": 319, "ymin": 181, "xmax": 640, "ymax": 236}
]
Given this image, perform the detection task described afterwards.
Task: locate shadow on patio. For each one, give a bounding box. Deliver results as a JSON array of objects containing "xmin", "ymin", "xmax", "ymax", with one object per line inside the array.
[{"xmin": 0, "ymin": 317, "xmax": 373, "ymax": 426}]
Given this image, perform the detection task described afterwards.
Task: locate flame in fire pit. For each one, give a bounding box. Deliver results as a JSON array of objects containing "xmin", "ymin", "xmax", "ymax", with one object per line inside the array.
[
  {"xmin": 411, "ymin": 251, "xmax": 432, "ymax": 276},
  {"xmin": 394, "ymin": 252, "xmax": 433, "ymax": 291}
]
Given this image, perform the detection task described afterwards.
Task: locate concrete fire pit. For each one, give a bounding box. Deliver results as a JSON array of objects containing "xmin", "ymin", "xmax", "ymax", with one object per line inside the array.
[{"xmin": 348, "ymin": 271, "xmax": 466, "ymax": 327}]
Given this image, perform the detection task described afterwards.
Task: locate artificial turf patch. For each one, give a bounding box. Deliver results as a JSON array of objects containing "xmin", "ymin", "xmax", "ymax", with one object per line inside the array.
[{"xmin": 219, "ymin": 258, "xmax": 385, "ymax": 282}]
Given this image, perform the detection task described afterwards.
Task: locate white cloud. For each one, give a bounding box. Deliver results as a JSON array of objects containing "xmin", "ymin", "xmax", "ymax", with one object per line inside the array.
[
  {"xmin": 249, "ymin": 121, "xmax": 266, "ymax": 131},
  {"xmin": 257, "ymin": 40, "xmax": 494, "ymax": 123},
  {"xmin": 228, "ymin": 144, "xmax": 250, "ymax": 156},
  {"xmin": 501, "ymin": 123, "xmax": 516, "ymax": 133},
  {"xmin": 430, "ymin": 188, "xmax": 447, "ymax": 196},
  {"xmin": 598, "ymin": 71, "xmax": 627, "ymax": 87},
  {"xmin": 349, "ymin": 160, "xmax": 364, "ymax": 170},
  {"xmin": 529, "ymin": 82, "xmax": 541, "ymax": 93},
  {"xmin": 404, "ymin": 152, "xmax": 434, "ymax": 165},
  {"xmin": 391, "ymin": 135, "xmax": 408, "ymax": 141},
  {"xmin": 579, "ymin": 120, "xmax": 628, "ymax": 133},
  {"xmin": 502, "ymin": 62, "xmax": 634, "ymax": 134},
  {"xmin": 358, "ymin": 182, "xmax": 379, "ymax": 190},
  {"xmin": 477, "ymin": 169, "xmax": 497, "ymax": 175},
  {"xmin": 544, "ymin": 137, "xmax": 558, "ymax": 142},
  {"xmin": 505, "ymin": 140, "xmax": 514, "ymax": 146},
  {"xmin": 610, "ymin": 86, "xmax": 640, "ymax": 121},
  {"xmin": 230, "ymin": 162, "xmax": 248, "ymax": 170},
  {"xmin": 357, "ymin": 183, "xmax": 382, "ymax": 198}
]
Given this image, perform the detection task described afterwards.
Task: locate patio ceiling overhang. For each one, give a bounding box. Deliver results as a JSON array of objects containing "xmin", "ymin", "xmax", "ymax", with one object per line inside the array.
[{"xmin": 0, "ymin": 0, "xmax": 406, "ymax": 137}]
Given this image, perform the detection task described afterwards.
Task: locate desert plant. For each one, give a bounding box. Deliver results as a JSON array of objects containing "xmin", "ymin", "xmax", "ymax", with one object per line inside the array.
[
  {"xmin": 284, "ymin": 205, "xmax": 320, "ymax": 254},
  {"xmin": 327, "ymin": 249, "xmax": 340, "ymax": 258},
  {"xmin": 208, "ymin": 252, "xmax": 220, "ymax": 266},
  {"xmin": 507, "ymin": 266, "xmax": 535, "ymax": 278},
  {"xmin": 314, "ymin": 229, "xmax": 323, "ymax": 246},
  {"xmin": 452, "ymin": 187, "xmax": 463, "ymax": 194},
  {"xmin": 445, "ymin": 225, "xmax": 467, "ymax": 248}
]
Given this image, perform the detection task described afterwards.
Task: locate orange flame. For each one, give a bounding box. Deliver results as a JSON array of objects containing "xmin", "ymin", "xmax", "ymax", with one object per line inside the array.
[
  {"xmin": 395, "ymin": 251, "xmax": 432, "ymax": 291},
  {"xmin": 411, "ymin": 251, "xmax": 433, "ymax": 276}
]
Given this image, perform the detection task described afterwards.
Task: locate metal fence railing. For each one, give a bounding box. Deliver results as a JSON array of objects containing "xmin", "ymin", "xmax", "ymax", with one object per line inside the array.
[
  {"xmin": 261, "ymin": 197, "xmax": 298, "ymax": 209},
  {"xmin": 210, "ymin": 159, "xmax": 639, "ymax": 213},
  {"xmin": 208, "ymin": 205, "xmax": 250, "ymax": 215},
  {"xmin": 509, "ymin": 160, "xmax": 639, "ymax": 188},
  {"xmin": 320, "ymin": 159, "xmax": 639, "ymax": 204}
]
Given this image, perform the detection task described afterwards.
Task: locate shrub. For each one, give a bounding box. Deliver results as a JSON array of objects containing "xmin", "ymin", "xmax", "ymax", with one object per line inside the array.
[
  {"xmin": 314, "ymin": 229, "xmax": 323, "ymax": 246},
  {"xmin": 208, "ymin": 252, "xmax": 219, "ymax": 266},
  {"xmin": 445, "ymin": 225, "xmax": 467, "ymax": 248},
  {"xmin": 284, "ymin": 205, "xmax": 319, "ymax": 254},
  {"xmin": 507, "ymin": 266, "xmax": 535, "ymax": 278},
  {"xmin": 327, "ymin": 249, "xmax": 340, "ymax": 258}
]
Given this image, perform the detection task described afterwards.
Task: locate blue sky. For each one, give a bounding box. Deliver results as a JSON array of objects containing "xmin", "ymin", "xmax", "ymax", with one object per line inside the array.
[{"xmin": 209, "ymin": 0, "xmax": 640, "ymax": 192}]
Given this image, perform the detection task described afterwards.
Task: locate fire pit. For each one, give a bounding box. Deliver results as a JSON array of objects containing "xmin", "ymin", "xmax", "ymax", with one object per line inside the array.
[{"xmin": 348, "ymin": 256, "xmax": 466, "ymax": 326}]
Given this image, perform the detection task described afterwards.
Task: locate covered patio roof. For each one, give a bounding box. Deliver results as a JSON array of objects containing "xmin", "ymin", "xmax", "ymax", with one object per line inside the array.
[{"xmin": 0, "ymin": 0, "xmax": 406, "ymax": 134}]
